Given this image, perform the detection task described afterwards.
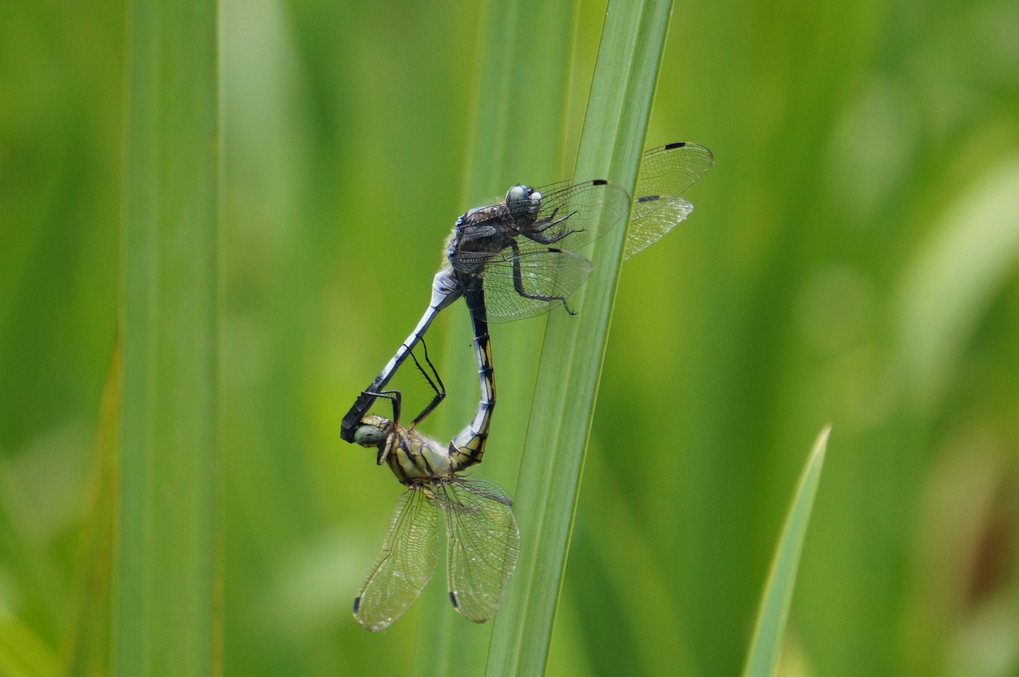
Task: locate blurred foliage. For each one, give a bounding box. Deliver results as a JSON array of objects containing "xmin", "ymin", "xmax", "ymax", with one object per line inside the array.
[{"xmin": 1, "ymin": 0, "xmax": 1018, "ymax": 674}]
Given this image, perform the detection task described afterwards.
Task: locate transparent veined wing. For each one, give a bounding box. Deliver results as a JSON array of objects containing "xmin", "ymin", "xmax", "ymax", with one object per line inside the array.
[
  {"xmin": 441, "ymin": 477, "xmax": 521, "ymax": 623},
  {"xmin": 625, "ymin": 142, "xmax": 715, "ymax": 261},
  {"xmin": 479, "ymin": 248, "xmax": 594, "ymax": 323},
  {"xmin": 353, "ymin": 486, "xmax": 441, "ymax": 631}
]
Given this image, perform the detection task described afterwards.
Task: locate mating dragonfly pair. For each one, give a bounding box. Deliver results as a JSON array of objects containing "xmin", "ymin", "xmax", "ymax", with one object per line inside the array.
[{"xmin": 344, "ymin": 142, "xmax": 713, "ymax": 631}]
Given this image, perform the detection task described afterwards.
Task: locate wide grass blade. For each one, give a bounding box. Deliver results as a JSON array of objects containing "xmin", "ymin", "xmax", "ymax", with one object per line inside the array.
[
  {"xmin": 486, "ymin": 1, "xmax": 676, "ymax": 674},
  {"xmin": 741, "ymin": 426, "xmax": 830, "ymax": 677},
  {"xmin": 115, "ymin": 0, "xmax": 220, "ymax": 673}
]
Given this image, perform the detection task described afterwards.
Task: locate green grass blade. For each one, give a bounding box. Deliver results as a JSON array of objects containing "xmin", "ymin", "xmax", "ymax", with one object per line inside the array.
[
  {"xmin": 115, "ymin": 0, "xmax": 220, "ymax": 673},
  {"xmin": 486, "ymin": 1, "xmax": 675, "ymax": 674},
  {"xmin": 741, "ymin": 426, "xmax": 830, "ymax": 677}
]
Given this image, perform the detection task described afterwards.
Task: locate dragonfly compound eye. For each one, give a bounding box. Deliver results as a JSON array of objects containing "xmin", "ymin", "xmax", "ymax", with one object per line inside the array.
[
  {"xmin": 354, "ymin": 424, "xmax": 385, "ymax": 447},
  {"xmin": 505, "ymin": 184, "xmax": 540, "ymax": 220}
]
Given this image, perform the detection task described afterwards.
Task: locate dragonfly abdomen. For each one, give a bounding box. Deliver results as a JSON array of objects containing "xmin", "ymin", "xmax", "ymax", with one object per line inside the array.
[{"xmin": 448, "ymin": 280, "xmax": 496, "ymax": 471}]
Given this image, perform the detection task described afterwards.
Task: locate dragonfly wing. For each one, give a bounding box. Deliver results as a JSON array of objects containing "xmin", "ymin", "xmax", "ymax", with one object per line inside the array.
[
  {"xmin": 624, "ymin": 196, "xmax": 694, "ymax": 261},
  {"xmin": 354, "ymin": 486, "xmax": 440, "ymax": 631},
  {"xmin": 440, "ymin": 477, "xmax": 521, "ymax": 623},
  {"xmin": 481, "ymin": 248, "xmax": 594, "ymax": 323},
  {"xmin": 525, "ymin": 178, "xmax": 632, "ymax": 252},
  {"xmin": 625, "ymin": 142, "xmax": 714, "ymax": 261}
]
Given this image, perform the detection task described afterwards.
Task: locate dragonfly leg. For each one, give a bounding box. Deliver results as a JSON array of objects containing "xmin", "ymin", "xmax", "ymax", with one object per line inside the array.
[
  {"xmin": 365, "ymin": 388, "xmax": 401, "ymax": 424},
  {"xmin": 525, "ymin": 206, "xmax": 582, "ymax": 244},
  {"xmin": 508, "ymin": 239, "xmax": 576, "ymax": 314},
  {"xmin": 407, "ymin": 337, "xmax": 446, "ymax": 429}
]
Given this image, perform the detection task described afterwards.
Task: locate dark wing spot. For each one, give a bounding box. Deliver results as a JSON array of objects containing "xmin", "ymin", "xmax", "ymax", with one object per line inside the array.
[
  {"xmin": 353, "ymin": 596, "xmax": 361, "ymax": 613},
  {"xmin": 449, "ymin": 591, "xmax": 459, "ymax": 608},
  {"xmin": 637, "ymin": 195, "xmax": 661, "ymax": 203},
  {"xmin": 592, "ymin": 179, "xmax": 609, "ymax": 186},
  {"xmin": 664, "ymin": 141, "xmax": 687, "ymax": 150}
]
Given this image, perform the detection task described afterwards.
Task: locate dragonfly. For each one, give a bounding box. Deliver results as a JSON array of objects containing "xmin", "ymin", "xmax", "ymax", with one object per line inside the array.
[
  {"xmin": 350, "ymin": 382, "xmax": 516, "ymax": 632},
  {"xmin": 350, "ymin": 288, "xmax": 501, "ymax": 631},
  {"xmin": 340, "ymin": 142, "xmax": 713, "ymax": 443}
]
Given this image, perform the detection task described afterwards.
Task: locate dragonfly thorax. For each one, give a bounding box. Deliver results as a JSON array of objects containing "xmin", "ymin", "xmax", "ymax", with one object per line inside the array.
[
  {"xmin": 356, "ymin": 415, "xmax": 457, "ymax": 483},
  {"xmin": 447, "ymin": 204, "xmax": 522, "ymax": 275},
  {"xmin": 444, "ymin": 184, "xmax": 548, "ymax": 280}
]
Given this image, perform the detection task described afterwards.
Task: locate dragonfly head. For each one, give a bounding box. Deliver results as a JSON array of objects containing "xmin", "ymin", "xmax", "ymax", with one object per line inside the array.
[
  {"xmin": 354, "ymin": 423, "xmax": 385, "ymax": 447},
  {"xmin": 505, "ymin": 184, "xmax": 541, "ymax": 221},
  {"xmin": 354, "ymin": 415, "xmax": 395, "ymax": 464}
]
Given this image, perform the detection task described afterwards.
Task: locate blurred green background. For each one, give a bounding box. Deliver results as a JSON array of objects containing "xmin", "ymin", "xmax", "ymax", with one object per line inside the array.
[{"xmin": 3, "ymin": 0, "xmax": 1018, "ymax": 674}]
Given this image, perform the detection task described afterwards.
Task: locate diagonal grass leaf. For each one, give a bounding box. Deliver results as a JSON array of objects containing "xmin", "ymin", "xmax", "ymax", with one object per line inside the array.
[{"xmin": 741, "ymin": 425, "xmax": 830, "ymax": 677}]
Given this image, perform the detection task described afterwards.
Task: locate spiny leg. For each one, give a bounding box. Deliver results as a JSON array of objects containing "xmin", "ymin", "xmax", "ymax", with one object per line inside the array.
[
  {"xmin": 525, "ymin": 205, "xmax": 581, "ymax": 243},
  {"xmin": 406, "ymin": 336, "xmax": 446, "ymax": 429},
  {"xmin": 508, "ymin": 239, "xmax": 575, "ymax": 314}
]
